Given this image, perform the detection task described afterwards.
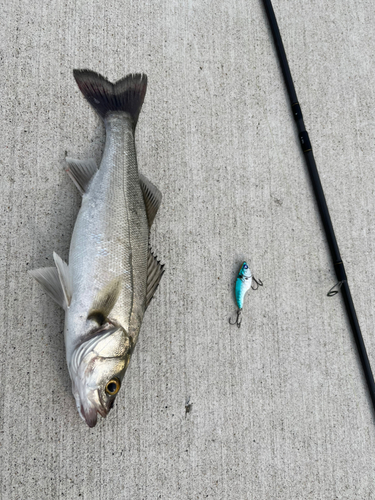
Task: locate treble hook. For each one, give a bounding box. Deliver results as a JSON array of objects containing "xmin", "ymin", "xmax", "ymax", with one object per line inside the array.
[
  {"xmin": 229, "ymin": 309, "xmax": 243, "ymax": 328},
  {"xmin": 327, "ymin": 280, "xmax": 345, "ymax": 297},
  {"xmin": 251, "ymin": 277, "xmax": 263, "ymax": 290}
]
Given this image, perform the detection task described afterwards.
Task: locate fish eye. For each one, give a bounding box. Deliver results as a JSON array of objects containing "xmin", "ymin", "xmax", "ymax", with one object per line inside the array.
[{"xmin": 105, "ymin": 378, "xmax": 121, "ymax": 396}]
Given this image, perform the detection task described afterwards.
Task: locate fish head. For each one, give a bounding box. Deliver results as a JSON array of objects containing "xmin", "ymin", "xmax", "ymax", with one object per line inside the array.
[
  {"xmin": 240, "ymin": 262, "xmax": 252, "ymax": 279},
  {"xmin": 69, "ymin": 325, "xmax": 131, "ymax": 427}
]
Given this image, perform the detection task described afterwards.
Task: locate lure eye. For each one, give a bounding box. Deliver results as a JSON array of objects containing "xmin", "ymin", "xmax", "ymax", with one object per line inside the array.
[
  {"xmin": 105, "ymin": 378, "xmax": 121, "ymax": 396},
  {"xmin": 243, "ymin": 264, "xmax": 248, "ymax": 269}
]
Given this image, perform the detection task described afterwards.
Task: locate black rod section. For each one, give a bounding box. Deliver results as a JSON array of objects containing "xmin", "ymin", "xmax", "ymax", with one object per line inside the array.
[{"xmin": 262, "ymin": 0, "xmax": 375, "ymax": 412}]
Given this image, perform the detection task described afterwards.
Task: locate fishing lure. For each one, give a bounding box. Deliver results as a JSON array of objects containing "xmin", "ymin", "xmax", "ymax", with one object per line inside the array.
[{"xmin": 229, "ymin": 262, "xmax": 262, "ymax": 328}]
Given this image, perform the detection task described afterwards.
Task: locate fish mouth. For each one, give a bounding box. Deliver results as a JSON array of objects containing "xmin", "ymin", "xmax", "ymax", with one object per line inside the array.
[
  {"xmin": 80, "ymin": 405, "xmax": 109, "ymax": 427},
  {"xmin": 80, "ymin": 404, "xmax": 99, "ymax": 428},
  {"xmin": 79, "ymin": 390, "xmax": 112, "ymax": 427}
]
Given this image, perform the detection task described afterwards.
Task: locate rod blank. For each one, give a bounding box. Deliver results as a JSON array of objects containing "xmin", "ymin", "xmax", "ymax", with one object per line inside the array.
[{"xmin": 262, "ymin": 0, "xmax": 375, "ymax": 412}]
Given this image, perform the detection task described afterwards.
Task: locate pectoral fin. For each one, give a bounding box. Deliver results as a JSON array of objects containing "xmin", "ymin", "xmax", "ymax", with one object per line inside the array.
[
  {"xmin": 88, "ymin": 277, "xmax": 122, "ymax": 325},
  {"xmin": 140, "ymin": 174, "xmax": 162, "ymax": 228},
  {"xmin": 146, "ymin": 250, "xmax": 164, "ymax": 309},
  {"xmin": 29, "ymin": 267, "xmax": 66, "ymax": 309},
  {"xmin": 65, "ymin": 158, "xmax": 98, "ymax": 195}
]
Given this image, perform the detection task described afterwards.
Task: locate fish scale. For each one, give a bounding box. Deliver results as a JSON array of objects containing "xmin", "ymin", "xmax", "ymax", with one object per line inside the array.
[{"xmin": 67, "ymin": 112, "xmax": 149, "ymax": 345}]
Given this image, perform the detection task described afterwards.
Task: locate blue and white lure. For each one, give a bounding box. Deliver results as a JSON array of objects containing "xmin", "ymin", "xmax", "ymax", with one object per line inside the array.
[{"xmin": 229, "ymin": 262, "xmax": 263, "ymax": 328}]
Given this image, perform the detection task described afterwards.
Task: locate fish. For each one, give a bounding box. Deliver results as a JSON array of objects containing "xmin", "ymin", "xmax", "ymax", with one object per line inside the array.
[
  {"xmin": 229, "ymin": 262, "xmax": 262, "ymax": 328},
  {"xmin": 30, "ymin": 70, "xmax": 164, "ymax": 427}
]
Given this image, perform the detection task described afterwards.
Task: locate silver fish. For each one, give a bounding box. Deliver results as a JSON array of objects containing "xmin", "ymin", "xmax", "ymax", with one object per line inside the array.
[{"xmin": 31, "ymin": 70, "xmax": 164, "ymax": 427}]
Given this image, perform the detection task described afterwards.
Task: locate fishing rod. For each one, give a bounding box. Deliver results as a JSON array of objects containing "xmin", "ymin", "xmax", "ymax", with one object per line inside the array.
[{"xmin": 261, "ymin": 0, "xmax": 375, "ymax": 412}]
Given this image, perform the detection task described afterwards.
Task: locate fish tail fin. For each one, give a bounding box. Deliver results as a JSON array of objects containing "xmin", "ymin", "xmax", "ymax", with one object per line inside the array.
[{"xmin": 73, "ymin": 70, "xmax": 147, "ymax": 127}]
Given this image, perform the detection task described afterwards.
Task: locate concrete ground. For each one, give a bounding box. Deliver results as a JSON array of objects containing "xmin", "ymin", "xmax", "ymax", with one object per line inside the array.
[{"xmin": 1, "ymin": 0, "xmax": 375, "ymax": 498}]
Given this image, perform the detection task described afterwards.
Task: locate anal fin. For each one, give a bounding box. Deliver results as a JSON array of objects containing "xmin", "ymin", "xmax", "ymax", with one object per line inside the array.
[
  {"xmin": 65, "ymin": 158, "xmax": 98, "ymax": 195},
  {"xmin": 140, "ymin": 174, "xmax": 162, "ymax": 228},
  {"xmin": 146, "ymin": 250, "xmax": 164, "ymax": 309}
]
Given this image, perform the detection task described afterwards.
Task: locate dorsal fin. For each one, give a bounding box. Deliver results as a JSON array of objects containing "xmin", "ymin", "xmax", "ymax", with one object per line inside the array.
[
  {"xmin": 65, "ymin": 158, "xmax": 98, "ymax": 195},
  {"xmin": 146, "ymin": 250, "xmax": 164, "ymax": 309},
  {"xmin": 139, "ymin": 174, "xmax": 162, "ymax": 228},
  {"xmin": 29, "ymin": 267, "xmax": 66, "ymax": 309},
  {"xmin": 87, "ymin": 277, "xmax": 122, "ymax": 325}
]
